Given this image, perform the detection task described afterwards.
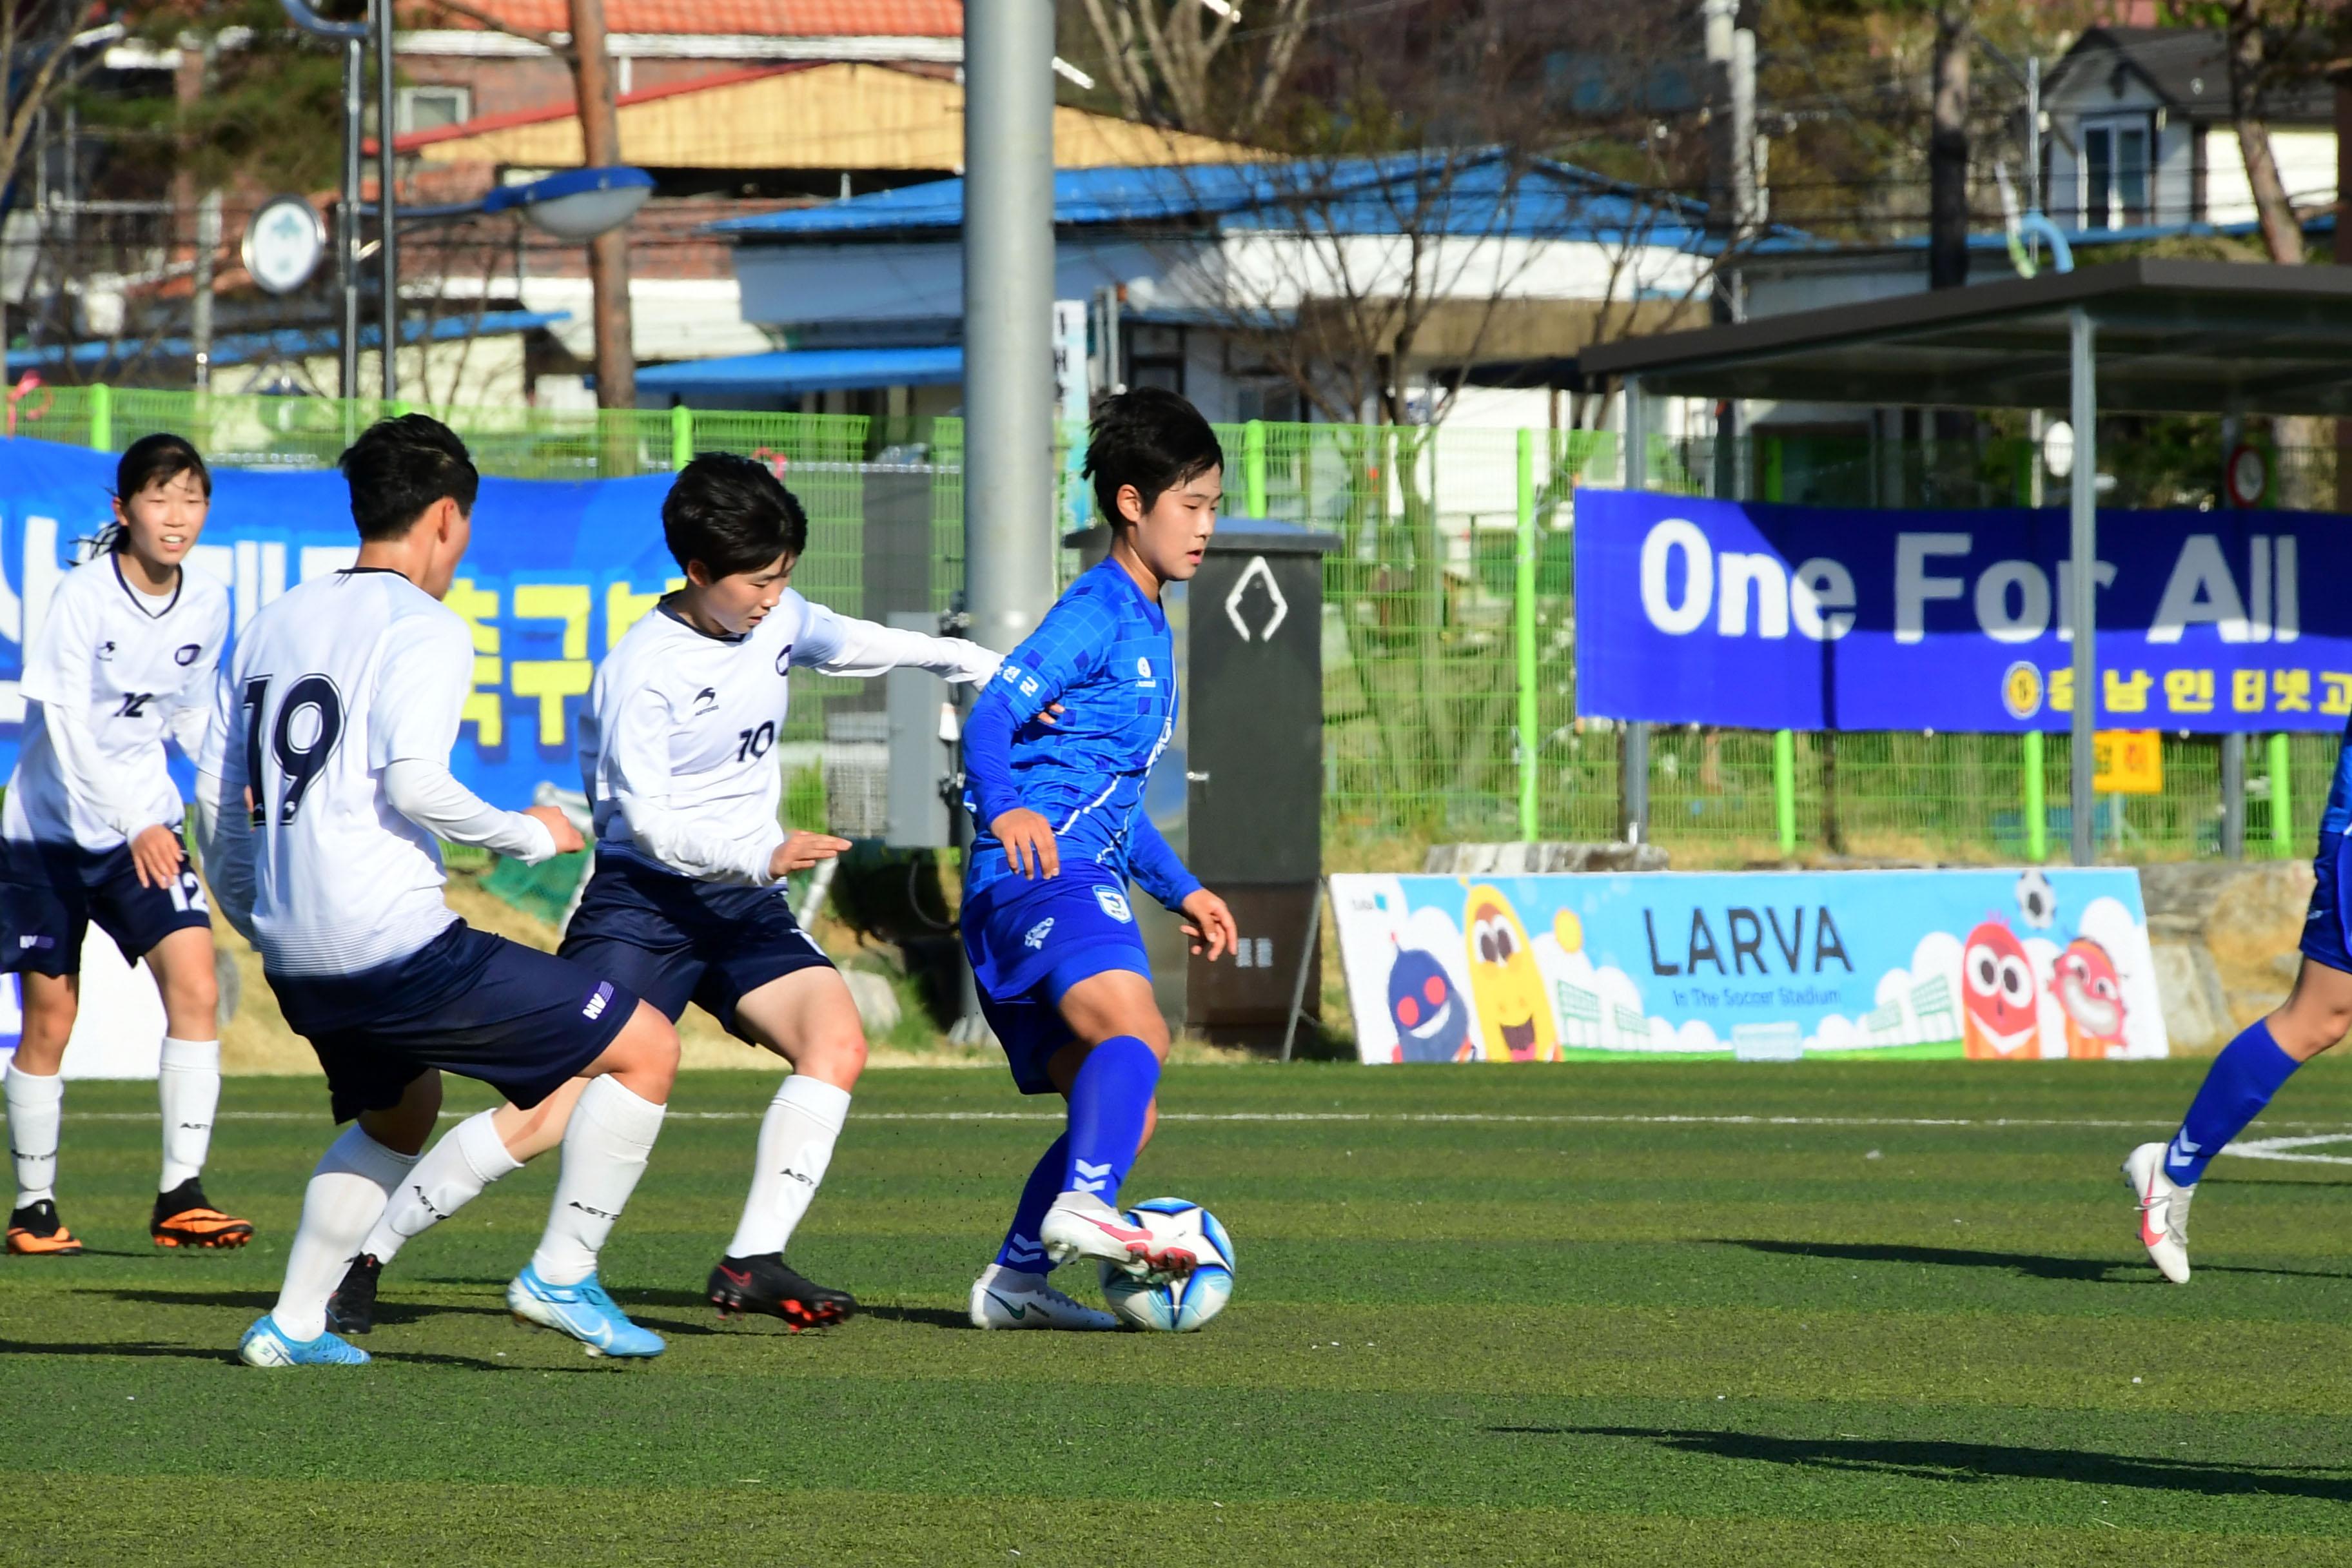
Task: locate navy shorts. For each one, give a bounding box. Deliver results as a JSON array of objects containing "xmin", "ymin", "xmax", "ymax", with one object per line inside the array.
[
  {"xmin": 269, "ymin": 921, "xmax": 639, "ymax": 1124},
  {"xmin": 962, "ymin": 870, "xmax": 1151, "ymax": 1095},
  {"xmin": 556, "ymin": 851, "xmax": 834, "ymax": 1044},
  {"xmin": 2302, "ymin": 830, "xmax": 2352, "ymax": 975},
  {"xmin": 0, "ymin": 835, "xmax": 211, "ymax": 975}
]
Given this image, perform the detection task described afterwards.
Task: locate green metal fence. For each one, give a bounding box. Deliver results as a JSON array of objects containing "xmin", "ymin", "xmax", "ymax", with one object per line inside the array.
[{"xmin": 11, "ymin": 384, "xmax": 2337, "ymax": 867}]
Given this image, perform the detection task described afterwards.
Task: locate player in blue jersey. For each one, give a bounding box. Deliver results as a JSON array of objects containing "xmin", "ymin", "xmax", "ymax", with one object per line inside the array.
[
  {"xmin": 2123, "ymin": 724, "xmax": 2352, "ymax": 1282},
  {"xmin": 960, "ymin": 387, "xmax": 1238, "ymax": 1329}
]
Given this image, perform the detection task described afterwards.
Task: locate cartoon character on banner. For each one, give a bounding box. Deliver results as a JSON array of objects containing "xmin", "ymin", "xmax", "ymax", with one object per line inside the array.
[
  {"xmin": 2050, "ymin": 937, "xmax": 2128, "ymax": 1059},
  {"xmin": 1961, "ymin": 916, "xmax": 2041, "ymax": 1059},
  {"xmin": 1387, "ymin": 946, "xmax": 1471, "ymax": 1062},
  {"xmin": 1464, "ymin": 883, "xmax": 1560, "ymax": 1063}
]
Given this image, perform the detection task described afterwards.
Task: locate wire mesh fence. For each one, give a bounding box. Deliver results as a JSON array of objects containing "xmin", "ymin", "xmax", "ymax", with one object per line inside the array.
[{"xmin": 9, "ymin": 384, "xmax": 2338, "ymax": 865}]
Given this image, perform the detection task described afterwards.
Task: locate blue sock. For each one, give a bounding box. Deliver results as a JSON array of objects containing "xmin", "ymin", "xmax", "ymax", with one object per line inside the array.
[
  {"xmin": 1063, "ymin": 1035, "xmax": 1159, "ymax": 1204},
  {"xmin": 994, "ymin": 1133, "xmax": 1067, "ymax": 1272},
  {"xmin": 2166, "ymin": 1019, "xmax": 2300, "ymax": 1185}
]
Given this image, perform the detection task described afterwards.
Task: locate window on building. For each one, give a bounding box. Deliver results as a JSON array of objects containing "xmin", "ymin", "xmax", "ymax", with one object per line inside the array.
[
  {"xmin": 395, "ymin": 86, "xmax": 471, "ymax": 136},
  {"xmin": 2081, "ymin": 117, "xmax": 2152, "ymax": 228}
]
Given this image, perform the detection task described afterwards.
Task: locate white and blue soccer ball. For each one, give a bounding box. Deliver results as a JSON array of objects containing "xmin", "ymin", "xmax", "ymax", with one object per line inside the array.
[{"xmin": 1097, "ymin": 1197, "xmax": 1234, "ymax": 1331}]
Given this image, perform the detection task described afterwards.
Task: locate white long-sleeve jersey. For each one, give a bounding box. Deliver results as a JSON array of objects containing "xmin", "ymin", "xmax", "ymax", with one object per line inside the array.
[
  {"xmin": 195, "ymin": 568, "xmax": 554, "ymax": 976},
  {"xmin": 580, "ymin": 590, "xmax": 999, "ymax": 885},
  {"xmin": 3, "ymin": 554, "xmax": 228, "ymax": 853}
]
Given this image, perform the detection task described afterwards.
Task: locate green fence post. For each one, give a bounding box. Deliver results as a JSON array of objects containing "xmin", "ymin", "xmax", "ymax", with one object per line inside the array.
[
  {"xmin": 2269, "ymin": 732, "xmax": 2293, "ymax": 857},
  {"xmin": 2023, "ymin": 730, "xmax": 2047, "ymax": 863},
  {"xmin": 1773, "ymin": 729, "xmax": 1796, "ymax": 857},
  {"xmin": 88, "ymin": 384, "xmax": 111, "ymax": 451},
  {"xmin": 671, "ymin": 404, "xmax": 694, "ymax": 471},
  {"xmin": 1515, "ymin": 427, "xmax": 1539, "ymax": 841},
  {"xmin": 1244, "ymin": 419, "xmax": 1267, "ymax": 517}
]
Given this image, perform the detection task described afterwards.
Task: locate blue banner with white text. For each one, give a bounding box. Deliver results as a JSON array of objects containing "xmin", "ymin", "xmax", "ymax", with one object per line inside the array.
[
  {"xmin": 0, "ymin": 436, "xmax": 680, "ymax": 803},
  {"xmin": 1575, "ymin": 487, "xmax": 2352, "ymax": 732}
]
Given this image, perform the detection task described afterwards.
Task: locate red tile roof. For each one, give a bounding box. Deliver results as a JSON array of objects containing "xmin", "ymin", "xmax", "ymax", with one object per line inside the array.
[
  {"xmin": 416, "ymin": 1, "xmax": 962, "ymax": 35},
  {"xmin": 382, "ymin": 64, "xmax": 808, "ymax": 153}
]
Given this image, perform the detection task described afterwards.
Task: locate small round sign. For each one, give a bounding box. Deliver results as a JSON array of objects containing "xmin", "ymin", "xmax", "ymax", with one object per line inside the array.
[
  {"xmin": 2041, "ymin": 419, "xmax": 2075, "ymax": 480},
  {"xmin": 2224, "ymin": 442, "xmax": 2267, "ymax": 509},
  {"xmin": 242, "ymin": 195, "xmax": 326, "ymax": 296}
]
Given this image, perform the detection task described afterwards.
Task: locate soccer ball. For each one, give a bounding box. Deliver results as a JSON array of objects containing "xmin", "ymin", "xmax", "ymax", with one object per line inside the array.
[{"xmin": 1097, "ymin": 1197, "xmax": 1235, "ymax": 1332}]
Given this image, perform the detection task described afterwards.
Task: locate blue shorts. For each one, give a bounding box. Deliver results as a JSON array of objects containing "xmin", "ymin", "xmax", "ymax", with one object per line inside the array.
[
  {"xmin": 2302, "ymin": 831, "xmax": 2352, "ymax": 975},
  {"xmin": 269, "ymin": 921, "xmax": 639, "ymax": 1124},
  {"xmin": 0, "ymin": 836, "xmax": 211, "ymax": 974},
  {"xmin": 556, "ymin": 851, "xmax": 834, "ymax": 1044},
  {"xmin": 962, "ymin": 870, "xmax": 1151, "ymax": 1095}
]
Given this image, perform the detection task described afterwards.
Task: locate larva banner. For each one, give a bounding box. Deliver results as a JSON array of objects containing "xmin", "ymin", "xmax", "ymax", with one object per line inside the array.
[
  {"xmin": 1330, "ymin": 868, "xmax": 2168, "ymax": 1064},
  {"xmin": 1575, "ymin": 487, "xmax": 2349, "ymax": 732}
]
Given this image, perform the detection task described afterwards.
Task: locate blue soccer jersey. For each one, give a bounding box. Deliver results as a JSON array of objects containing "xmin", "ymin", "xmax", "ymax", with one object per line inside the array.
[
  {"xmin": 2323, "ymin": 716, "xmax": 2352, "ymax": 838},
  {"xmin": 961, "ymin": 558, "xmax": 1200, "ymax": 913}
]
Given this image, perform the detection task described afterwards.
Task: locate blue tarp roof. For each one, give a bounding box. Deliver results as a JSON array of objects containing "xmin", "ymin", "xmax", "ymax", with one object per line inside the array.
[
  {"xmin": 4, "ymin": 309, "xmax": 569, "ymax": 374},
  {"xmin": 636, "ymin": 344, "xmax": 963, "ymax": 397},
  {"xmin": 713, "ymin": 153, "xmax": 1810, "ymax": 253}
]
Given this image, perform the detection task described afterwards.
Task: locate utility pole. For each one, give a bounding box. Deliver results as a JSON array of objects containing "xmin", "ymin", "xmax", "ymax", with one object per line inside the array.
[
  {"xmin": 1930, "ymin": 3, "xmax": 1971, "ymax": 291},
  {"xmin": 375, "ymin": 0, "xmax": 398, "ymax": 400},
  {"xmin": 961, "ymin": 0, "xmax": 1057, "ymax": 655},
  {"xmin": 570, "ymin": 0, "xmax": 636, "ymax": 410},
  {"xmin": 192, "ymin": 191, "xmax": 220, "ymax": 392},
  {"xmin": 342, "ymin": 34, "xmax": 363, "ymax": 404}
]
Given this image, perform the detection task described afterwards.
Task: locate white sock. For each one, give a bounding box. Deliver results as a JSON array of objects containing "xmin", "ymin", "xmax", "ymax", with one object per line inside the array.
[
  {"xmin": 5, "ymin": 1065, "xmax": 63, "ymax": 1208},
  {"xmin": 361, "ymin": 1109, "xmax": 522, "ymax": 1263},
  {"xmin": 270, "ymin": 1125, "xmax": 417, "ymax": 1342},
  {"xmin": 529, "ymin": 1077, "xmax": 666, "ymax": 1287},
  {"xmin": 724, "ymin": 1075, "xmax": 850, "ymax": 1260},
  {"xmin": 157, "ymin": 1037, "xmax": 221, "ymax": 1191}
]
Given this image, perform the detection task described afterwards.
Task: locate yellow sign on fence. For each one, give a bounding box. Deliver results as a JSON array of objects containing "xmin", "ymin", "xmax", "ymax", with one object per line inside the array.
[{"xmin": 2093, "ymin": 730, "xmax": 2164, "ymax": 795}]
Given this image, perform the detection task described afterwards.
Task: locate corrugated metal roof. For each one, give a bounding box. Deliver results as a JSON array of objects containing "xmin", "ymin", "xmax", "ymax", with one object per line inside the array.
[
  {"xmin": 714, "ymin": 152, "xmax": 1798, "ymax": 251},
  {"xmin": 636, "ymin": 344, "xmax": 962, "ymax": 395}
]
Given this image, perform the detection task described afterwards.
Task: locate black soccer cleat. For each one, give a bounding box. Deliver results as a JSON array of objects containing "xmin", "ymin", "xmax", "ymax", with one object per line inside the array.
[
  {"xmin": 326, "ymin": 1252, "xmax": 383, "ymax": 1335},
  {"xmin": 150, "ymin": 1177, "xmax": 255, "ymax": 1249},
  {"xmin": 706, "ymin": 1253, "xmax": 856, "ymax": 1330},
  {"xmin": 6, "ymin": 1199, "xmax": 83, "ymax": 1256}
]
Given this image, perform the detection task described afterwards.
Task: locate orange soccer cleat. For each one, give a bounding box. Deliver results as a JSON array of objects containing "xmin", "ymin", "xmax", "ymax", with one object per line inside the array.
[
  {"xmin": 6, "ymin": 1199, "xmax": 85, "ymax": 1256},
  {"xmin": 150, "ymin": 1179, "xmax": 255, "ymax": 1249}
]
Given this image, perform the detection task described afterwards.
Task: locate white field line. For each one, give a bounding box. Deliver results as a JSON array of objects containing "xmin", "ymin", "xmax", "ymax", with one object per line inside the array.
[{"xmin": 60, "ymin": 1108, "xmax": 2352, "ymax": 1139}]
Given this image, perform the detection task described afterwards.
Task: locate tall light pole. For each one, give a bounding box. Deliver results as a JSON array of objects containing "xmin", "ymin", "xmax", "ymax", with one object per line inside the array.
[
  {"xmin": 375, "ymin": 0, "xmax": 397, "ymax": 399},
  {"xmin": 275, "ymin": 2, "xmax": 368, "ymax": 402},
  {"xmin": 961, "ymin": 0, "xmax": 1057, "ymax": 655}
]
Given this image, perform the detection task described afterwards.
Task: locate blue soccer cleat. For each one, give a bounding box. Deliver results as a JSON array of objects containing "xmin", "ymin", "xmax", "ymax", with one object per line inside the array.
[
  {"xmin": 238, "ymin": 1314, "xmax": 371, "ymax": 1367},
  {"xmin": 506, "ymin": 1265, "xmax": 665, "ymax": 1358}
]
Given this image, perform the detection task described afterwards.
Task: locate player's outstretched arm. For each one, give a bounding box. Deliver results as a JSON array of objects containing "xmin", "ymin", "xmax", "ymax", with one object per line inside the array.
[
  {"xmin": 382, "ymin": 760, "xmax": 574, "ymax": 863},
  {"xmin": 1128, "ymin": 811, "xmax": 1235, "ymax": 961},
  {"xmin": 795, "ymin": 598, "xmax": 1004, "ymax": 685}
]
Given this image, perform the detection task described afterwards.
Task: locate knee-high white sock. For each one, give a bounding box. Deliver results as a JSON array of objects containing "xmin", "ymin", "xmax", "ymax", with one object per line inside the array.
[
  {"xmin": 6, "ymin": 1066, "xmax": 63, "ymax": 1208},
  {"xmin": 361, "ymin": 1109, "xmax": 523, "ymax": 1263},
  {"xmin": 529, "ymin": 1077, "xmax": 665, "ymax": 1287},
  {"xmin": 270, "ymin": 1126, "xmax": 416, "ymax": 1342},
  {"xmin": 725, "ymin": 1075, "xmax": 850, "ymax": 1260},
  {"xmin": 157, "ymin": 1037, "xmax": 221, "ymax": 1191}
]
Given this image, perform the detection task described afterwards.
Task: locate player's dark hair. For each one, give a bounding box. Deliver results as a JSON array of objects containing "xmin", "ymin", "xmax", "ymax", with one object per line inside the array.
[
  {"xmin": 101, "ymin": 433, "xmax": 211, "ymax": 554},
  {"xmin": 1083, "ymin": 387, "xmax": 1223, "ymax": 529},
  {"xmin": 338, "ymin": 414, "xmax": 480, "ymax": 542},
  {"xmin": 662, "ymin": 452, "xmax": 807, "ymax": 578}
]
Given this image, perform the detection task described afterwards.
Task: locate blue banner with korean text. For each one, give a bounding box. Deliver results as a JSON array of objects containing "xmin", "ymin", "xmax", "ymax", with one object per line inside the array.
[
  {"xmin": 1575, "ymin": 487, "xmax": 2351, "ymax": 732},
  {"xmin": 0, "ymin": 436, "xmax": 679, "ymax": 801}
]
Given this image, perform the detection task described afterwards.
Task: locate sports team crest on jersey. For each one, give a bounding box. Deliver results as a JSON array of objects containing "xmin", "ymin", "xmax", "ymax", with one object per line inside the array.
[{"xmin": 1095, "ymin": 887, "xmax": 1133, "ymax": 923}]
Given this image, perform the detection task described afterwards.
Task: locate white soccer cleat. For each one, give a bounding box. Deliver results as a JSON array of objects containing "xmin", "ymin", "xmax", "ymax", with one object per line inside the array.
[
  {"xmin": 1038, "ymin": 1190, "xmax": 1196, "ymax": 1279},
  {"xmin": 968, "ymin": 1264, "xmax": 1118, "ymax": 1330},
  {"xmin": 2123, "ymin": 1141, "xmax": 2194, "ymax": 1284}
]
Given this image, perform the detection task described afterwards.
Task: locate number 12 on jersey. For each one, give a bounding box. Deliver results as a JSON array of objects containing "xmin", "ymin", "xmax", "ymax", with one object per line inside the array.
[{"xmin": 241, "ymin": 674, "xmax": 347, "ymax": 826}]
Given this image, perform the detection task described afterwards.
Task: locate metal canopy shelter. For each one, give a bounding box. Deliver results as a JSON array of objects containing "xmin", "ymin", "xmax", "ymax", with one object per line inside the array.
[{"xmin": 1578, "ymin": 259, "xmax": 2352, "ymax": 867}]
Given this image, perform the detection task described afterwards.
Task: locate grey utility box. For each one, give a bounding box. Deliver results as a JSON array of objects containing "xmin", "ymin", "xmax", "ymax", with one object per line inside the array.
[
  {"xmin": 885, "ymin": 610, "xmax": 956, "ymax": 849},
  {"xmin": 1069, "ymin": 520, "xmax": 1337, "ymax": 1047}
]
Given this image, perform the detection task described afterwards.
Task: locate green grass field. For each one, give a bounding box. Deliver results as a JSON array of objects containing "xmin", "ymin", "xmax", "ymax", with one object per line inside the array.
[{"xmin": 7, "ymin": 1060, "xmax": 2352, "ymax": 1565}]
